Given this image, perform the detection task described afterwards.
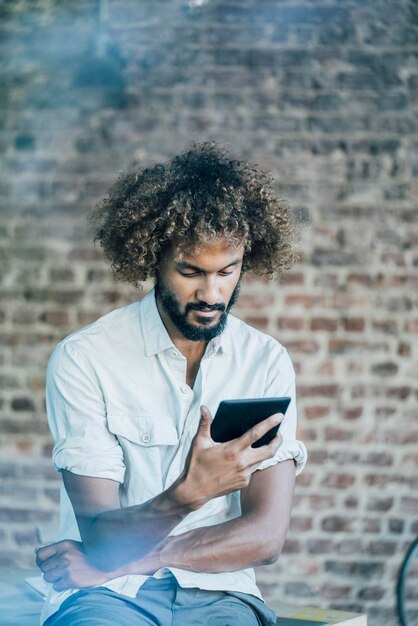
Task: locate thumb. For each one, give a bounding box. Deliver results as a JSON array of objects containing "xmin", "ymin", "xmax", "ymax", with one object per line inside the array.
[{"xmin": 199, "ymin": 405, "xmax": 213, "ymax": 436}]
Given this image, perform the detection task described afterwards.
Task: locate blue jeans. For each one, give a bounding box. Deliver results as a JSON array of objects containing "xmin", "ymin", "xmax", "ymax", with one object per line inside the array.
[{"xmin": 44, "ymin": 574, "xmax": 277, "ymax": 626}]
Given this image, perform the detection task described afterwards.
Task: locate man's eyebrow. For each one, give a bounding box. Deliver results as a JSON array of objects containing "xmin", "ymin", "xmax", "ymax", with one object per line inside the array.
[{"xmin": 175, "ymin": 259, "xmax": 242, "ymax": 271}]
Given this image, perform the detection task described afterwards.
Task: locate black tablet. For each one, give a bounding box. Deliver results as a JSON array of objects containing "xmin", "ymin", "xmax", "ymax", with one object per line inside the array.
[{"xmin": 210, "ymin": 397, "xmax": 291, "ymax": 448}]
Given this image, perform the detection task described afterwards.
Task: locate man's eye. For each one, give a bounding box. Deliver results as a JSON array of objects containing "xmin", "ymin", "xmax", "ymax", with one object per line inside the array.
[
  {"xmin": 180, "ymin": 272, "xmax": 198, "ymax": 277},
  {"xmin": 219, "ymin": 272, "xmax": 233, "ymax": 277}
]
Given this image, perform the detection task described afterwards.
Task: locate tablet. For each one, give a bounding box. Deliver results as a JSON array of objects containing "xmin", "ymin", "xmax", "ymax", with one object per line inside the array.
[{"xmin": 210, "ymin": 397, "xmax": 291, "ymax": 448}]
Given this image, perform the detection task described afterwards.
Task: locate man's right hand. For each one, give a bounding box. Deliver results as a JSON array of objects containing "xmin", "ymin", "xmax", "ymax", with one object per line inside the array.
[{"xmin": 173, "ymin": 405, "xmax": 284, "ymax": 510}]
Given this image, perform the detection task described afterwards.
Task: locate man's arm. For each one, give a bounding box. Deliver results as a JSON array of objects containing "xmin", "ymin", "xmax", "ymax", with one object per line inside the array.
[
  {"xmin": 37, "ymin": 458, "xmax": 295, "ymax": 590},
  {"xmin": 141, "ymin": 458, "xmax": 296, "ymax": 574},
  {"xmin": 37, "ymin": 408, "xmax": 284, "ymax": 574}
]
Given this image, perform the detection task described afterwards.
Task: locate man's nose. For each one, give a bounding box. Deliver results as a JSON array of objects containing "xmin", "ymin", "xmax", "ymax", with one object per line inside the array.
[{"xmin": 196, "ymin": 276, "xmax": 221, "ymax": 305}]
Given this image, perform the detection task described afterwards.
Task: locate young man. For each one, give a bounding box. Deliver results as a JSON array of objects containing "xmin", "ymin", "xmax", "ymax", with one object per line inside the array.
[{"xmin": 36, "ymin": 143, "xmax": 307, "ymax": 626}]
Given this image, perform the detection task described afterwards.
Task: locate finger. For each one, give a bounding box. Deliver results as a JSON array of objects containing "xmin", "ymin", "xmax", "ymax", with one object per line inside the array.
[
  {"xmin": 43, "ymin": 566, "xmax": 65, "ymax": 584},
  {"xmin": 35, "ymin": 541, "xmax": 66, "ymax": 564},
  {"xmin": 198, "ymin": 405, "xmax": 213, "ymax": 437},
  {"xmin": 39, "ymin": 554, "xmax": 66, "ymax": 574},
  {"xmin": 251, "ymin": 430, "xmax": 283, "ymax": 466},
  {"xmin": 245, "ymin": 432, "xmax": 283, "ymax": 474},
  {"xmin": 238, "ymin": 413, "xmax": 283, "ymax": 449},
  {"xmin": 53, "ymin": 577, "xmax": 70, "ymax": 592},
  {"xmin": 266, "ymin": 430, "xmax": 283, "ymax": 456}
]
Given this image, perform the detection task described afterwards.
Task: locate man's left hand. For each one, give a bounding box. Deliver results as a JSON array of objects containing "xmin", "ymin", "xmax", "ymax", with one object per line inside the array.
[{"xmin": 35, "ymin": 540, "xmax": 111, "ymax": 591}]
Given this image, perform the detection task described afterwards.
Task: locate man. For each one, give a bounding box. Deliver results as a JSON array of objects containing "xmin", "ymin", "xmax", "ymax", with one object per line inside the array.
[{"xmin": 36, "ymin": 142, "xmax": 307, "ymax": 626}]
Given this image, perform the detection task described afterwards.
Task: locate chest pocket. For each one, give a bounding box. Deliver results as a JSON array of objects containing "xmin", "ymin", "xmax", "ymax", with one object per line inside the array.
[
  {"xmin": 107, "ymin": 413, "xmax": 179, "ymax": 447},
  {"xmin": 106, "ymin": 413, "xmax": 180, "ymax": 502}
]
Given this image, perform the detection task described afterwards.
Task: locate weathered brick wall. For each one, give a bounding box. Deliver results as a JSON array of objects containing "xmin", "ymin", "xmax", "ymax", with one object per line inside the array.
[{"xmin": 1, "ymin": 1, "xmax": 417, "ymax": 624}]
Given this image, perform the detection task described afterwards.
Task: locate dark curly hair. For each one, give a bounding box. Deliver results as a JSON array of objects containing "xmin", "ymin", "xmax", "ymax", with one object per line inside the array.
[{"xmin": 89, "ymin": 142, "xmax": 296, "ymax": 287}]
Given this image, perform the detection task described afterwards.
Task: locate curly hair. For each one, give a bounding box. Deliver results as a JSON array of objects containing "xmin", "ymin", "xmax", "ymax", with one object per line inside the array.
[{"xmin": 89, "ymin": 142, "xmax": 296, "ymax": 288}]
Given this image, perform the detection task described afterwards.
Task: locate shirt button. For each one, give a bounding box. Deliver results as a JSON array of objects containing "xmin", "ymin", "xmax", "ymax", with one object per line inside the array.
[
  {"xmin": 171, "ymin": 350, "xmax": 178, "ymax": 358},
  {"xmin": 180, "ymin": 385, "xmax": 189, "ymax": 394},
  {"xmin": 141, "ymin": 432, "xmax": 151, "ymax": 443}
]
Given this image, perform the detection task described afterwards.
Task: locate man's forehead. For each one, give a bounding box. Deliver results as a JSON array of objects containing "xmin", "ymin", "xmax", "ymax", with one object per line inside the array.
[
  {"xmin": 172, "ymin": 241, "xmax": 244, "ymax": 265},
  {"xmin": 171, "ymin": 236, "xmax": 244, "ymax": 260}
]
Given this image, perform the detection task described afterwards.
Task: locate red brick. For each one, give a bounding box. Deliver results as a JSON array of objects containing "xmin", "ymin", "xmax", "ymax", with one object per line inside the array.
[
  {"xmin": 305, "ymin": 406, "xmax": 330, "ymax": 420},
  {"xmin": 39, "ymin": 309, "xmax": 70, "ymax": 326},
  {"xmin": 388, "ymin": 519, "xmax": 404, "ymax": 533},
  {"xmin": 371, "ymin": 361, "xmax": 398, "ymax": 376},
  {"xmin": 286, "ymin": 340, "xmax": 319, "ymax": 354},
  {"xmin": 244, "ymin": 316, "xmax": 269, "ymax": 330},
  {"xmin": 49, "ymin": 268, "xmax": 75, "ymax": 282},
  {"xmin": 290, "ymin": 517, "xmax": 313, "ymax": 532},
  {"xmin": 363, "ymin": 452, "xmax": 393, "ymax": 467},
  {"xmin": 67, "ymin": 247, "xmax": 103, "ymax": 261},
  {"xmin": 337, "ymin": 539, "xmax": 363, "ymax": 554},
  {"xmin": 377, "ymin": 275, "xmax": 404, "ymax": 287},
  {"xmin": 307, "ymin": 539, "xmax": 334, "ymax": 554},
  {"xmin": 315, "ymin": 360, "xmax": 334, "ymax": 375},
  {"xmin": 92, "ymin": 290, "xmax": 123, "ymax": 305},
  {"xmin": 278, "ymin": 272, "xmax": 304, "ymax": 286},
  {"xmin": 342, "ymin": 406, "xmax": 363, "ymax": 420},
  {"xmin": 367, "ymin": 497, "xmax": 394, "ymax": 512},
  {"xmin": 321, "ymin": 584, "xmax": 352, "ymax": 600},
  {"xmin": 400, "ymin": 497, "xmax": 418, "ymax": 513},
  {"xmin": 322, "ymin": 516, "xmax": 354, "ymax": 532},
  {"xmin": 236, "ymin": 293, "xmax": 274, "ymax": 309},
  {"xmin": 325, "ymin": 427, "xmax": 353, "ymax": 442},
  {"xmin": 322, "ymin": 473, "xmax": 355, "ymax": 489},
  {"xmin": 297, "ymin": 427, "xmax": 317, "ymax": 441},
  {"xmin": 402, "ymin": 453, "xmax": 418, "ymax": 468},
  {"xmin": 398, "ymin": 342, "xmax": 411, "ymax": 356},
  {"xmin": 298, "ymin": 384, "xmax": 339, "ymax": 398},
  {"xmin": 311, "ymin": 317, "xmax": 338, "ymax": 331},
  {"xmin": 278, "ymin": 317, "xmax": 305, "ymax": 330},
  {"xmin": 405, "ymin": 319, "xmax": 418, "ymax": 332},
  {"xmin": 358, "ymin": 586, "xmax": 386, "ymax": 601},
  {"xmin": 372, "ymin": 318, "xmax": 397, "ymax": 333},
  {"xmin": 364, "ymin": 473, "xmax": 407, "ymax": 487},
  {"xmin": 347, "ymin": 273, "xmax": 373, "ymax": 287},
  {"xmin": 285, "ymin": 294, "xmax": 325, "ymax": 308},
  {"xmin": 344, "ymin": 496, "xmax": 359, "ymax": 509},
  {"xmin": 385, "ymin": 386, "xmax": 412, "ymax": 400},
  {"xmin": 329, "ymin": 339, "xmax": 388, "ymax": 354},
  {"xmin": 0, "ymin": 508, "xmax": 55, "ymax": 523},
  {"xmin": 362, "ymin": 518, "xmax": 381, "ymax": 533},
  {"xmin": 297, "ymin": 472, "xmax": 314, "ymax": 487},
  {"xmin": 368, "ymin": 541, "xmax": 397, "ymax": 556},
  {"xmin": 342, "ymin": 317, "xmax": 365, "ymax": 332},
  {"xmin": 307, "ymin": 449, "xmax": 328, "ymax": 463},
  {"xmin": 282, "ymin": 539, "xmax": 301, "ymax": 554},
  {"xmin": 310, "ymin": 495, "xmax": 335, "ymax": 510}
]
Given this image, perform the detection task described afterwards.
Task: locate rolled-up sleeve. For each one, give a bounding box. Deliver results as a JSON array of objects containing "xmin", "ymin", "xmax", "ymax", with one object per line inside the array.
[
  {"xmin": 46, "ymin": 341, "xmax": 125, "ymax": 483},
  {"xmin": 256, "ymin": 346, "xmax": 307, "ymax": 476}
]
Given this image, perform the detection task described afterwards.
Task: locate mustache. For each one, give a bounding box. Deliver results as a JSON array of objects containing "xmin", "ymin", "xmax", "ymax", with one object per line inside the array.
[{"xmin": 186, "ymin": 303, "xmax": 225, "ymax": 312}]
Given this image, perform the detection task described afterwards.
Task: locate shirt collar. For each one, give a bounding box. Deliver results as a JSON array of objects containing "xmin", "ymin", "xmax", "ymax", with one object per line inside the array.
[{"xmin": 139, "ymin": 287, "xmax": 232, "ymax": 357}]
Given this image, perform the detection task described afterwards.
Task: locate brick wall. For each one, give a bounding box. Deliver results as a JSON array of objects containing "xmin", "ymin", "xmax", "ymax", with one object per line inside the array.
[{"xmin": 1, "ymin": 1, "xmax": 418, "ymax": 624}]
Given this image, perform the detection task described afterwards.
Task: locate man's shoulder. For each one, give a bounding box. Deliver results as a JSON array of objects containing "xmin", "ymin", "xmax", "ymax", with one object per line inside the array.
[
  {"xmin": 227, "ymin": 314, "xmax": 285, "ymax": 356},
  {"xmin": 52, "ymin": 300, "xmax": 141, "ymax": 357}
]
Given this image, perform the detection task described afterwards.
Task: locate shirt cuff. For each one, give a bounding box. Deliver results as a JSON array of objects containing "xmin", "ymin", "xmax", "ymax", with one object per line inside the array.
[
  {"xmin": 52, "ymin": 437, "xmax": 126, "ymax": 483},
  {"xmin": 256, "ymin": 438, "xmax": 308, "ymax": 476}
]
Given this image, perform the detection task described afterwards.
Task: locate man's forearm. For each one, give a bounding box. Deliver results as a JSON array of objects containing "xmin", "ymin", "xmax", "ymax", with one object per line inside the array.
[
  {"xmin": 81, "ymin": 476, "xmax": 199, "ymax": 571},
  {"xmin": 124, "ymin": 512, "xmax": 278, "ymax": 576}
]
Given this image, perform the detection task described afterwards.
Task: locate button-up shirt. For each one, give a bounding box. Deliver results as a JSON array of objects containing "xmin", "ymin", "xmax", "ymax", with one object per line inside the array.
[{"xmin": 41, "ymin": 287, "xmax": 307, "ymax": 624}]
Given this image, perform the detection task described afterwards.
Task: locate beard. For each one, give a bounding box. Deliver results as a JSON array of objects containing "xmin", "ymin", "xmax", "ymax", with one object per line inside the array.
[{"xmin": 155, "ymin": 276, "xmax": 241, "ymax": 342}]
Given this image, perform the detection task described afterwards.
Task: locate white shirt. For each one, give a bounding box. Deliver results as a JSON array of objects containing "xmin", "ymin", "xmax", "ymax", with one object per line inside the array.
[{"xmin": 41, "ymin": 287, "xmax": 307, "ymax": 624}]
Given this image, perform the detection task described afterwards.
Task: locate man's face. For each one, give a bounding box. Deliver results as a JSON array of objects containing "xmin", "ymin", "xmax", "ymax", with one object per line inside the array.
[{"xmin": 155, "ymin": 237, "xmax": 244, "ymax": 342}]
